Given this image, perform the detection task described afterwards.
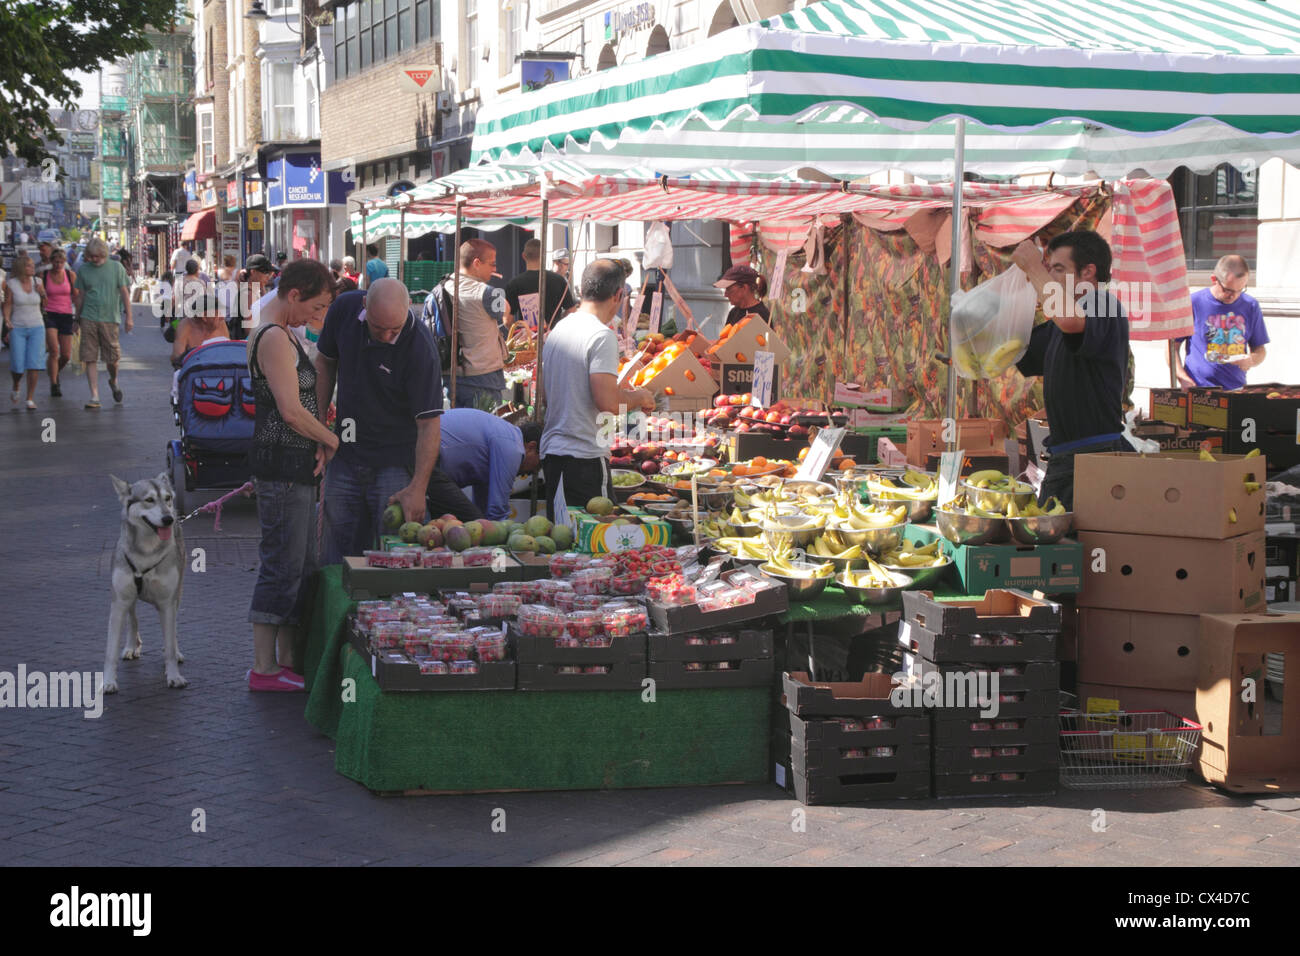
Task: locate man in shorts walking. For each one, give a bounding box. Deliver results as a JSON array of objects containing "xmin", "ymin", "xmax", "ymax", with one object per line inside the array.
[{"xmin": 73, "ymin": 238, "xmax": 133, "ymax": 409}]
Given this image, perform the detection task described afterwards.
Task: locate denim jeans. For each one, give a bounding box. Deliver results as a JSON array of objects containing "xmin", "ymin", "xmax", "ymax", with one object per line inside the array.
[
  {"xmin": 248, "ymin": 478, "xmax": 318, "ymax": 626},
  {"xmin": 453, "ymin": 371, "xmax": 506, "ymax": 411},
  {"xmin": 320, "ymin": 455, "xmax": 413, "ymax": 567}
]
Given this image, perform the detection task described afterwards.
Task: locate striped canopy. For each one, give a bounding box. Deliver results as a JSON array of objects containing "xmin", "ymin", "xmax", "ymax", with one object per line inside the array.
[{"xmin": 471, "ymin": 0, "xmax": 1300, "ymax": 179}]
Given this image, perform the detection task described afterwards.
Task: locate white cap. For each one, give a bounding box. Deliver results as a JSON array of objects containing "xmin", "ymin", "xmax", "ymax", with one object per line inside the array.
[{"xmin": 550, "ymin": 248, "xmax": 570, "ymax": 262}]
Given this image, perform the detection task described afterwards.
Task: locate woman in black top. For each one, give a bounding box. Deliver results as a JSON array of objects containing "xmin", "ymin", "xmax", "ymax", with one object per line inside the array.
[
  {"xmin": 246, "ymin": 259, "xmax": 338, "ymax": 691},
  {"xmin": 715, "ymin": 264, "xmax": 771, "ymax": 330}
]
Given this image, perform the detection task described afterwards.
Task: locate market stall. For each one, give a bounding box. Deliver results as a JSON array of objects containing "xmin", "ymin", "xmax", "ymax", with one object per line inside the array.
[{"xmin": 310, "ymin": 0, "xmax": 1300, "ymax": 802}]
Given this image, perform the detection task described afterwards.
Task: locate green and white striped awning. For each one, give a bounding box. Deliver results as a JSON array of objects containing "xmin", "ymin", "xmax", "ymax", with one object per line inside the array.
[{"xmin": 471, "ymin": 0, "xmax": 1300, "ymax": 179}]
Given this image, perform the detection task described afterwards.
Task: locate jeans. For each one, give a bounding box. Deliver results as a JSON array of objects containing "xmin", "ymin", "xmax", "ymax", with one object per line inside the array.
[
  {"xmin": 248, "ymin": 479, "xmax": 318, "ymax": 626},
  {"xmin": 453, "ymin": 371, "xmax": 506, "ymax": 411},
  {"xmin": 1039, "ymin": 439, "xmax": 1129, "ymax": 512},
  {"xmin": 9, "ymin": 326, "xmax": 46, "ymax": 373},
  {"xmin": 321, "ymin": 455, "xmax": 412, "ymax": 566}
]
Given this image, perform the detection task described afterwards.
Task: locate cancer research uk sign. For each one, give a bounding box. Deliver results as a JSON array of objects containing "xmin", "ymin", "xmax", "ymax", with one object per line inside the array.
[{"xmin": 266, "ymin": 153, "xmax": 353, "ymax": 210}]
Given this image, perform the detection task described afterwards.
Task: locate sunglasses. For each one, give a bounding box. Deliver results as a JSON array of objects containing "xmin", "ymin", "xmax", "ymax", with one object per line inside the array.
[{"xmin": 1215, "ymin": 276, "xmax": 1247, "ymax": 296}]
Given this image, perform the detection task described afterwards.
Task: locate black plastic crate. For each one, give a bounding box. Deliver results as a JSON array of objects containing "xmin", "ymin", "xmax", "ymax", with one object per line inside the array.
[
  {"xmin": 790, "ymin": 713, "xmax": 930, "ymax": 749},
  {"xmin": 902, "ymin": 590, "xmax": 1062, "ymax": 637},
  {"xmin": 933, "ymin": 743, "xmax": 1060, "ymax": 773},
  {"xmin": 936, "ymin": 689, "xmax": 1060, "ymax": 720},
  {"xmin": 648, "ymin": 627, "xmax": 773, "ymax": 662},
  {"xmin": 793, "ymin": 737, "xmax": 931, "ymax": 775},
  {"xmin": 647, "ymin": 572, "xmax": 787, "ymax": 635},
  {"xmin": 793, "ymin": 769, "xmax": 932, "ymax": 805},
  {"xmin": 932, "ymin": 714, "xmax": 1060, "ymax": 747},
  {"xmin": 782, "ymin": 671, "xmax": 924, "ymax": 718},
  {"xmin": 648, "ymin": 657, "xmax": 774, "ymax": 689},
  {"xmin": 516, "ymin": 658, "xmax": 647, "ymax": 691},
  {"xmin": 347, "ymin": 627, "xmax": 516, "ymax": 691},
  {"xmin": 933, "ymin": 768, "xmax": 1058, "ymax": 798},
  {"xmin": 906, "ymin": 658, "xmax": 1062, "ymax": 694},
  {"xmin": 900, "ymin": 621, "xmax": 1058, "ymax": 664}
]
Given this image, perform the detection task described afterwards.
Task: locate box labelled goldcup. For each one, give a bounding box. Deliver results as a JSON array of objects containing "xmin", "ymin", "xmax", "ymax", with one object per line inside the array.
[
  {"xmin": 1073, "ymin": 451, "xmax": 1267, "ymax": 540},
  {"xmin": 1196, "ymin": 612, "xmax": 1300, "ymax": 793},
  {"xmin": 1148, "ymin": 387, "xmax": 1189, "ymax": 426},
  {"xmin": 1076, "ymin": 530, "xmax": 1266, "ymax": 615},
  {"xmin": 1077, "ymin": 608, "xmax": 1200, "ymax": 692}
]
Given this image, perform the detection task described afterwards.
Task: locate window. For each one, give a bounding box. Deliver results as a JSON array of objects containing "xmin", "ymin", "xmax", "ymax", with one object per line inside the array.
[
  {"xmin": 503, "ymin": 2, "xmax": 524, "ymax": 76},
  {"xmin": 399, "ymin": 0, "xmax": 414, "ymax": 52},
  {"xmin": 206, "ymin": 27, "xmax": 214, "ymax": 89},
  {"xmin": 268, "ymin": 0, "xmax": 295, "ymax": 11},
  {"xmin": 198, "ymin": 109, "xmax": 214, "ymax": 173},
  {"xmin": 334, "ymin": 0, "xmax": 439, "ymax": 80},
  {"xmin": 306, "ymin": 77, "xmax": 318, "ymax": 138},
  {"xmin": 1169, "ymin": 163, "xmax": 1259, "ymax": 269},
  {"xmin": 464, "ymin": 0, "xmax": 480, "ymax": 89},
  {"xmin": 269, "ymin": 62, "xmax": 296, "ymax": 140}
]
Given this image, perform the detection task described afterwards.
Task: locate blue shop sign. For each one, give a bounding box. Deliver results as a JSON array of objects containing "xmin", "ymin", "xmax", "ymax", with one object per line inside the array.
[
  {"xmin": 184, "ymin": 170, "xmax": 198, "ymax": 202},
  {"xmin": 266, "ymin": 152, "xmax": 353, "ymax": 210}
]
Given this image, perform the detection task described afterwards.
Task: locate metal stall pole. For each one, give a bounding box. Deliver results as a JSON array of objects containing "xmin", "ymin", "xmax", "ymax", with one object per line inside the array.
[
  {"xmin": 451, "ymin": 196, "xmax": 464, "ymax": 408},
  {"xmin": 398, "ymin": 200, "xmax": 407, "ymax": 284},
  {"xmin": 530, "ymin": 195, "xmax": 551, "ymax": 519},
  {"xmin": 944, "ymin": 118, "xmax": 967, "ymax": 453}
]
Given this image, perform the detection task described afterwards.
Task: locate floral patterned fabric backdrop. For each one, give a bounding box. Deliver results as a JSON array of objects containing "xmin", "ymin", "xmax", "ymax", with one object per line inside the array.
[{"xmin": 750, "ymin": 192, "xmax": 1111, "ymax": 429}]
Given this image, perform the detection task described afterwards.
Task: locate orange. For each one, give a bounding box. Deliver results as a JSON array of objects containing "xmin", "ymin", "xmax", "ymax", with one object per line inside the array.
[
  {"xmin": 839, "ymin": 459, "xmax": 856, "ymax": 471},
  {"xmin": 732, "ymin": 464, "xmax": 749, "ymax": 477},
  {"xmin": 735, "ymin": 352, "xmax": 747, "ymax": 362},
  {"xmin": 751, "ymin": 456, "xmax": 768, "ymax": 469},
  {"xmin": 798, "ymin": 447, "xmax": 810, "ymax": 462}
]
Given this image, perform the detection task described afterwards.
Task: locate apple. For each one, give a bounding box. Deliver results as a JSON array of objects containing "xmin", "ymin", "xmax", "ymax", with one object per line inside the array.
[
  {"xmin": 779, "ymin": 414, "xmax": 793, "ymax": 425},
  {"xmin": 765, "ymin": 411, "xmax": 783, "ymax": 423},
  {"xmin": 715, "ymin": 394, "xmax": 731, "ymax": 408},
  {"xmin": 641, "ymin": 460, "xmax": 661, "ymax": 476},
  {"xmin": 729, "ymin": 394, "xmax": 745, "ymax": 406},
  {"xmin": 788, "ymin": 424, "xmax": 809, "ymax": 437}
]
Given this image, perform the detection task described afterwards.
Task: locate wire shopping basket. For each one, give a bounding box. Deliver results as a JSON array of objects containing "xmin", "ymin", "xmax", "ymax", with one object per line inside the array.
[{"xmin": 1058, "ymin": 711, "xmax": 1202, "ymax": 790}]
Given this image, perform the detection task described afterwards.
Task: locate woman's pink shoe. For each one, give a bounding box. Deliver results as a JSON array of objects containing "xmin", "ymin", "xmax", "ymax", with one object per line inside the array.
[{"xmin": 247, "ymin": 668, "xmax": 305, "ymax": 692}]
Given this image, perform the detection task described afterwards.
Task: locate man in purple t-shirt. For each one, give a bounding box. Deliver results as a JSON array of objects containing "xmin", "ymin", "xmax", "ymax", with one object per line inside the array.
[{"xmin": 1174, "ymin": 255, "xmax": 1269, "ymax": 390}]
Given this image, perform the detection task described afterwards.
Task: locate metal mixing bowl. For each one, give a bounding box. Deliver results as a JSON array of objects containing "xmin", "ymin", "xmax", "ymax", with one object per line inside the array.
[
  {"xmin": 760, "ymin": 520, "xmax": 823, "ymax": 551},
  {"xmin": 935, "ymin": 506, "xmax": 1009, "ymax": 546},
  {"xmin": 836, "ymin": 568, "xmax": 912, "ymax": 605},
  {"xmin": 866, "ymin": 492, "xmax": 934, "ymax": 524},
  {"xmin": 878, "ymin": 554, "xmax": 954, "ymax": 590},
  {"xmin": 759, "ymin": 562, "xmax": 832, "ymax": 600},
  {"xmin": 1007, "ymin": 511, "xmax": 1075, "ymax": 545},
  {"xmin": 823, "ymin": 521, "xmax": 905, "ymax": 555},
  {"xmin": 963, "ymin": 481, "xmax": 1035, "ymax": 515}
]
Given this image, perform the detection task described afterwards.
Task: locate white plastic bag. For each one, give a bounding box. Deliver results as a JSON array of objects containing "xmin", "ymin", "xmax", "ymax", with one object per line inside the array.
[
  {"xmin": 949, "ymin": 264, "xmax": 1037, "ymax": 380},
  {"xmin": 643, "ymin": 222, "xmax": 673, "ymax": 270},
  {"xmin": 1122, "ymin": 408, "xmax": 1161, "ymax": 454}
]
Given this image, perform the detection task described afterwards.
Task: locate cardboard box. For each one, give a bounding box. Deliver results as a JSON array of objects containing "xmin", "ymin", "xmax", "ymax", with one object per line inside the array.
[
  {"xmin": 902, "ymin": 588, "xmax": 1063, "ymax": 639},
  {"xmin": 938, "ymin": 537, "xmax": 1084, "ymax": 595},
  {"xmin": 707, "ymin": 313, "xmax": 791, "ymax": 365},
  {"xmin": 1188, "ymin": 384, "xmax": 1300, "ymax": 433},
  {"xmin": 906, "ymin": 418, "xmax": 1008, "ymax": 467},
  {"xmin": 1075, "ymin": 530, "xmax": 1267, "ymax": 615},
  {"xmin": 792, "ymin": 769, "xmax": 932, "ymax": 804},
  {"xmin": 1131, "ymin": 423, "xmax": 1227, "ymax": 454},
  {"xmin": 1074, "ymin": 681, "xmax": 1197, "ymax": 720},
  {"xmin": 1196, "ymin": 612, "xmax": 1300, "ymax": 793},
  {"xmin": 634, "ymin": 347, "xmax": 716, "ymax": 398},
  {"xmin": 719, "ymin": 361, "xmax": 780, "ymax": 398},
  {"xmin": 850, "ymin": 408, "xmax": 910, "ymax": 428},
  {"xmin": 571, "ymin": 508, "xmax": 672, "ymax": 554},
  {"xmin": 720, "ymin": 430, "xmax": 807, "ymax": 465},
  {"xmin": 924, "ymin": 447, "xmax": 1010, "ymax": 477},
  {"xmin": 648, "ymin": 658, "xmax": 775, "ymax": 689},
  {"xmin": 781, "ymin": 671, "xmax": 924, "ymax": 718},
  {"xmin": 1073, "ymin": 451, "xmax": 1267, "ymax": 540},
  {"xmin": 933, "ymin": 768, "xmax": 1057, "ymax": 798},
  {"xmin": 1077, "ymin": 608, "xmax": 1200, "ymax": 691},
  {"xmin": 931, "ymin": 714, "xmax": 1059, "ymax": 746},
  {"xmin": 1224, "ymin": 430, "xmax": 1297, "ymax": 473},
  {"xmin": 833, "ymin": 382, "xmax": 903, "ymax": 411},
  {"xmin": 1148, "ymin": 388, "xmax": 1189, "ymax": 426},
  {"xmin": 341, "ymin": 554, "xmax": 523, "ymax": 600},
  {"xmin": 933, "ymin": 743, "xmax": 1059, "ymax": 773}
]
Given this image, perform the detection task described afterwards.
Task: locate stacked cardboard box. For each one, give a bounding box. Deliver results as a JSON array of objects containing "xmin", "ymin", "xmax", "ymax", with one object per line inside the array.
[
  {"xmin": 900, "ymin": 590, "xmax": 1062, "ymax": 798},
  {"xmin": 1072, "ymin": 452, "xmax": 1268, "ymax": 718}
]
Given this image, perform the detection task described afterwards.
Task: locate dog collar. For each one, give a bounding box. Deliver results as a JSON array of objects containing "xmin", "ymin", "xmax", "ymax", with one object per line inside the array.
[{"xmin": 122, "ymin": 551, "xmax": 167, "ymax": 596}]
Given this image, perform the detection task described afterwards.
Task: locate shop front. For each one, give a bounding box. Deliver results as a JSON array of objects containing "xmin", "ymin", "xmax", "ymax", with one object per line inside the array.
[{"xmin": 263, "ymin": 150, "xmax": 352, "ymax": 264}]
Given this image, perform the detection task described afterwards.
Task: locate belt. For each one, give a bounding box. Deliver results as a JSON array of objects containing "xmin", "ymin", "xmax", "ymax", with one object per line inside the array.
[{"xmin": 1045, "ymin": 432, "xmax": 1123, "ymax": 457}]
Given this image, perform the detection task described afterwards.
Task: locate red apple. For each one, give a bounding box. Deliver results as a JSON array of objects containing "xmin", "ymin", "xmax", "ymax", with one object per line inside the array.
[
  {"xmin": 729, "ymin": 394, "xmax": 745, "ymax": 406},
  {"xmin": 765, "ymin": 411, "xmax": 783, "ymax": 423},
  {"xmin": 714, "ymin": 394, "xmax": 731, "ymax": 408},
  {"xmin": 640, "ymin": 460, "xmax": 660, "ymax": 476}
]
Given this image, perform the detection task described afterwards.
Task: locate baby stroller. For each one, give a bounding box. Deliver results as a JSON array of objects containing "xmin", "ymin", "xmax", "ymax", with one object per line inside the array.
[{"xmin": 167, "ymin": 340, "xmax": 255, "ymax": 513}]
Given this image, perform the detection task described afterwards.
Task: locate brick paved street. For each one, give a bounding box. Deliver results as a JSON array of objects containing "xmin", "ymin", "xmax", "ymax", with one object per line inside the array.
[{"xmin": 2, "ymin": 312, "xmax": 1299, "ymax": 867}]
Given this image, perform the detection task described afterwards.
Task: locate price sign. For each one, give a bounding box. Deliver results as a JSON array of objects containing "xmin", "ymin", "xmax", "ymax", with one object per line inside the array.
[
  {"xmin": 751, "ymin": 350, "xmax": 775, "ymax": 409},
  {"xmin": 553, "ymin": 475, "xmax": 576, "ymax": 531},
  {"xmin": 795, "ymin": 427, "xmax": 845, "ymax": 481},
  {"xmin": 938, "ymin": 451, "xmax": 962, "ymax": 506},
  {"xmin": 648, "ymin": 291, "xmax": 663, "ymax": 335},
  {"xmin": 1024, "ymin": 460, "xmax": 1045, "ymax": 494}
]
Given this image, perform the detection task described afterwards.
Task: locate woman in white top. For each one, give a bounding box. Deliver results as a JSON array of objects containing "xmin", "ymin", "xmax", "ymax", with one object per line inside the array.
[{"xmin": 2, "ymin": 254, "xmax": 48, "ymax": 409}]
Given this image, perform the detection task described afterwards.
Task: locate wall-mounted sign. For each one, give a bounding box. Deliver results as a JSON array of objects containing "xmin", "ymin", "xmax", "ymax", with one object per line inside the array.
[
  {"xmin": 226, "ymin": 181, "xmax": 240, "ymax": 212},
  {"xmin": 399, "ymin": 66, "xmax": 441, "ymax": 93},
  {"xmin": 521, "ymin": 58, "xmax": 571, "ymax": 93},
  {"xmin": 201, "ymin": 187, "xmax": 218, "ymax": 209},
  {"xmin": 247, "ymin": 209, "xmax": 264, "ymax": 231},
  {"xmin": 184, "ymin": 170, "xmax": 198, "ymax": 202},
  {"xmin": 266, "ymin": 152, "xmax": 352, "ymax": 210},
  {"xmin": 187, "ymin": 199, "xmax": 202, "ymax": 213},
  {"xmin": 604, "ymin": 2, "xmax": 655, "ymax": 40}
]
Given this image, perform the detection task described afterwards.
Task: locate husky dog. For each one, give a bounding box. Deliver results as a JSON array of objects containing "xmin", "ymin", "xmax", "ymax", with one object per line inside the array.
[{"xmin": 105, "ymin": 473, "xmax": 187, "ymax": 693}]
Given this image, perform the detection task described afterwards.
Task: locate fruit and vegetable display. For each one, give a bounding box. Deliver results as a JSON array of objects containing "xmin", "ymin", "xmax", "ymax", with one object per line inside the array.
[
  {"xmin": 702, "ymin": 397, "xmax": 847, "ymax": 437},
  {"xmin": 352, "ymin": 592, "xmax": 513, "ymax": 672}
]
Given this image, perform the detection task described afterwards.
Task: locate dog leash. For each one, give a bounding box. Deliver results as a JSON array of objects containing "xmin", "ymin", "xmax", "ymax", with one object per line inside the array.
[{"xmin": 178, "ymin": 480, "xmax": 255, "ymax": 532}]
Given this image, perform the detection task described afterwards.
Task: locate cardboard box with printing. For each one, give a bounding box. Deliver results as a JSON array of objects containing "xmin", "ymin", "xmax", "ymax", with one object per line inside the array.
[
  {"xmin": 1073, "ymin": 451, "xmax": 1267, "ymax": 540},
  {"xmin": 1076, "ymin": 530, "xmax": 1266, "ymax": 615},
  {"xmin": 1196, "ymin": 612, "xmax": 1300, "ymax": 793},
  {"xmin": 1075, "ymin": 682, "xmax": 1198, "ymax": 723},
  {"xmin": 1077, "ymin": 608, "xmax": 1200, "ymax": 691}
]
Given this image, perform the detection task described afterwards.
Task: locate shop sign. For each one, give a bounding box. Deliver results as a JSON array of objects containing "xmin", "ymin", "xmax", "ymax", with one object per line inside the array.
[
  {"xmin": 521, "ymin": 58, "xmax": 571, "ymax": 93},
  {"xmin": 246, "ymin": 209, "xmax": 265, "ymax": 231},
  {"xmin": 605, "ymin": 2, "xmax": 655, "ymax": 40},
  {"xmin": 184, "ymin": 169, "xmax": 198, "ymax": 202},
  {"xmin": 226, "ymin": 181, "xmax": 240, "ymax": 212},
  {"xmin": 187, "ymin": 199, "xmax": 202, "ymax": 213},
  {"xmin": 266, "ymin": 153, "xmax": 351, "ymax": 209},
  {"xmin": 201, "ymin": 187, "xmax": 218, "ymax": 209}
]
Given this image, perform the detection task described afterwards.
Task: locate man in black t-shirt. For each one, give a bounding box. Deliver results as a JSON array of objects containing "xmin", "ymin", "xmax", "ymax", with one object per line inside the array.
[
  {"xmin": 505, "ymin": 238, "xmax": 575, "ymax": 331},
  {"xmin": 1012, "ymin": 230, "xmax": 1129, "ymax": 511}
]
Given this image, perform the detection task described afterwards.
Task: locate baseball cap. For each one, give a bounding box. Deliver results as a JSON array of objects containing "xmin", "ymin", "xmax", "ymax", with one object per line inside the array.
[
  {"xmin": 244, "ymin": 254, "xmax": 273, "ymax": 272},
  {"xmin": 713, "ymin": 264, "xmax": 760, "ymax": 290},
  {"xmin": 550, "ymin": 248, "xmax": 570, "ymax": 262},
  {"xmin": 275, "ymin": 251, "xmax": 288, "ymax": 262}
]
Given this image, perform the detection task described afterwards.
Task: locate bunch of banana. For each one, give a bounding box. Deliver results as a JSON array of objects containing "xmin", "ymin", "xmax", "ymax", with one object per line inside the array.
[
  {"xmin": 765, "ymin": 553, "xmax": 834, "ymax": 580},
  {"xmin": 725, "ymin": 507, "xmax": 754, "ymax": 527},
  {"xmin": 951, "ymin": 343, "xmax": 981, "ymax": 380},
  {"xmin": 809, "ymin": 537, "xmax": 864, "ymax": 560},
  {"xmin": 843, "ymin": 556, "xmax": 905, "ymax": 589},
  {"xmin": 697, "ymin": 516, "xmax": 726, "ymax": 539},
  {"xmin": 979, "ymin": 338, "xmax": 1025, "ymax": 377},
  {"xmin": 880, "ymin": 540, "xmax": 947, "ymax": 567},
  {"xmin": 965, "ymin": 469, "xmax": 1033, "ymax": 493},
  {"xmin": 713, "ymin": 537, "xmax": 773, "ymax": 561},
  {"xmin": 869, "ymin": 471, "xmax": 939, "ymax": 501},
  {"xmin": 838, "ymin": 502, "xmax": 908, "ymax": 531},
  {"xmin": 762, "ymin": 513, "xmax": 826, "ymax": 532},
  {"xmin": 940, "ymin": 493, "xmax": 1005, "ymax": 520},
  {"xmin": 1006, "ymin": 497, "xmax": 1067, "ymax": 518}
]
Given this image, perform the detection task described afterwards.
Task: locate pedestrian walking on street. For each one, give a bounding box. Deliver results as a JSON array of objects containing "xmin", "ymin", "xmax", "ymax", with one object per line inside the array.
[
  {"xmin": 73, "ymin": 237, "xmax": 133, "ymax": 409},
  {"xmin": 42, "ymin": 247, "xmax": 77, "ymax": 396},
  {"xmin": 4, "ymin": 254, "xmax": 48, "ymax": 410},
  {"xmin": 246, "ymin": 258, "xmax": 339, "ymax": 691},
  {"xmin": 364, "ymin": 244, "xmax": 389, "ymax": 286}
]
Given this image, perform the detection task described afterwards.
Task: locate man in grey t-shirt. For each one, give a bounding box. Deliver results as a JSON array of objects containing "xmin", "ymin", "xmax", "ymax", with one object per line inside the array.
[{"xmin": 540, "ymin": 259, "xmax": 654, "ymax": 520}]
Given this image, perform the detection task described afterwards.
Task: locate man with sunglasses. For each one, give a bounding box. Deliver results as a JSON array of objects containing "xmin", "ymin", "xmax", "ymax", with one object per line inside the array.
[{"xmin": 1172, "ymin": 255, "xmax": 1268, "ymax": 390}]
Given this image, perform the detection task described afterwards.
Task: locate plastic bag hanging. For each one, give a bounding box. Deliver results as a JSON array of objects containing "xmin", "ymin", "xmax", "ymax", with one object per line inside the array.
[
  {"xmin": 948, "ymin": 264, "xmax": 1037, "ymax": 380},
  {"xmin": 643, "ymin": 222, "xmax": 674, "ymax": 270}
]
